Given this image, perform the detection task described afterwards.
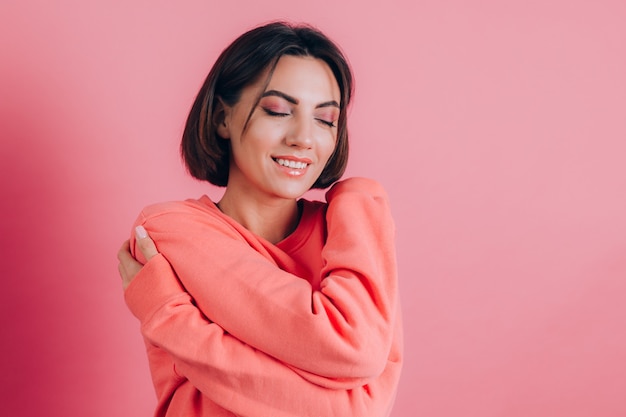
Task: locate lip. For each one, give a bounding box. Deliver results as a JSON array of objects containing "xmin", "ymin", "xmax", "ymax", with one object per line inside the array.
[
  {"xmin": 271, "ymin": 155, "xmax": 313, "ymax": 164},
  {"xmin": 271, "ymin": 155, "xmax": 312, "ymax": 177}
]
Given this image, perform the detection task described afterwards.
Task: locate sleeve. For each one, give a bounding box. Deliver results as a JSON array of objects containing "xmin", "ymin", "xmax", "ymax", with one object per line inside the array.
[
  {"xmin": 130, "ymin": 177, "xmax": 398, "ymax": 380},
  {"xmin": 125, "ymin": 253, "xmax": 369, "ymax": 390},
  {"xmin": 124, "ymin": 255, "xmax": 399, "ymax": 417}
]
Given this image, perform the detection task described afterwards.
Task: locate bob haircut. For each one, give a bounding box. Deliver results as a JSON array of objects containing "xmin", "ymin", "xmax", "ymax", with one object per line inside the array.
[{"xmin": 181, "ymin": 21, "xmax": 353, "ymax": 189}]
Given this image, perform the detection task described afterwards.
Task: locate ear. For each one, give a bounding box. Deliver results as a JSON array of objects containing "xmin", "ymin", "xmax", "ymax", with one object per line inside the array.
[{"xmin": 213, "ymin": 98, "xmax": 232, "ymax": 139}]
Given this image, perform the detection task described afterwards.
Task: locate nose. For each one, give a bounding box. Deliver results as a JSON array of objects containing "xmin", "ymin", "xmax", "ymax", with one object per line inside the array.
[{"xmin": 285, "ymin": 115, "xmax": 313, "ymax": 148}]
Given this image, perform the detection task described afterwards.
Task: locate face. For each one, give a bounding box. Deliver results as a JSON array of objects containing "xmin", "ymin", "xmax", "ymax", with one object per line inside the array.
[{"xmin": 217, "ymin": 55, "xmax": 341, "ymax": 202}]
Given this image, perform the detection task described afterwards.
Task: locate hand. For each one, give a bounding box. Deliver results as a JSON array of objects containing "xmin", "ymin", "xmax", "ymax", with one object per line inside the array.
[{"xmin": 117, "ymin": 225, "xmax": 159, "ymax": 290}]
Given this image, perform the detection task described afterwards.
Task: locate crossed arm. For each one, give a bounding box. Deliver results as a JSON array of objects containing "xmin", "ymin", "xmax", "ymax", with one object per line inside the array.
[{"xmin": 117, "ymin": 178, "xmax": 402, "ymax": 416}]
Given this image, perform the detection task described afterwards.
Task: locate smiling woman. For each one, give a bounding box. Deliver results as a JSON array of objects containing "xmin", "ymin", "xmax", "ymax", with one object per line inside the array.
[
  {"xmin": 117, "ymin": 21, "xmax": 402, "ymax": 417},
  {"xmin": 217, "ymin": 56, "xmax": 340, "ymax": 241},
  {"xmin": 217, "ymin": 57, "xmax": 340, "ymax": 195}
]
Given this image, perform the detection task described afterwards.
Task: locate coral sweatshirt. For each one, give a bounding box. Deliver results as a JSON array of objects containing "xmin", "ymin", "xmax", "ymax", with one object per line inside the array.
[{"xmin": 124, "ymin": 177, "xmax": 403, "ymax": 417}]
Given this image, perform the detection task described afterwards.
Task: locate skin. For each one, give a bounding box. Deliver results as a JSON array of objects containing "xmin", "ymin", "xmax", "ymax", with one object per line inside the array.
[
  {"xmin": 216, "ymin": 55, "xmax": 340, "ymax": 243},
  {"xmin": 118, "ymin": 56, "xmax": 342, "ymax": 288},
  {"xmin": 117, "ymin": 227, "xmax": 157, "ymax": 290}
]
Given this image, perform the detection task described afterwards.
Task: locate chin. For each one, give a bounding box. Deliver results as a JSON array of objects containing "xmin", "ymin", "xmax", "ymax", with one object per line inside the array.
[
  {"xmin": 276, "ymin": 188, "xmax": 310, "ymax": 200},
  {"xmin": 271, "ymin": 182, "xmax": 314, "ymax": 200}
]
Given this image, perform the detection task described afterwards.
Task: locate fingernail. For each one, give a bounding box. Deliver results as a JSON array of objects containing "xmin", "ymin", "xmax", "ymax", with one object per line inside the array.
[{"xmin": 135, "ymin": 225, "xmax": 148, "ymax": 239}]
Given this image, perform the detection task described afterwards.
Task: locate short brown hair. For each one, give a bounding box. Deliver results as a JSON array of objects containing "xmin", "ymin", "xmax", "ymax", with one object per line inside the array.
[{"xmin": 181, "ymin": 21, "xmax": 353, "ymax": 189}]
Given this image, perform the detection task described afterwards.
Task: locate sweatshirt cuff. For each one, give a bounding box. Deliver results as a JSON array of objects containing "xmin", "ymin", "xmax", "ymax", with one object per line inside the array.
[{"xmin": 124, "ymin": 254, "xmax": 186, "ymax": 322}]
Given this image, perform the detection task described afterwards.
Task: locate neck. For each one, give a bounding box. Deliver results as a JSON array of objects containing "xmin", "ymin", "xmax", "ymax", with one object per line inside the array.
[{"xmin": 217, "ymin": 189, "xmax": 300, "ymax": 244}]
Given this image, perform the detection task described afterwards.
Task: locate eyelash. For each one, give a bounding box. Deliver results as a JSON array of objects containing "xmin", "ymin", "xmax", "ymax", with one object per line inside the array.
[
  {"xmin": 262, "ymin": 108, "xmax": 336, "ymax": 128},
  {"xmin": 263, "ymin": 108, "xmax": 289, "ymax": 117},
  {"xmin": 319, "ymin": 119, "xmax": 337, "ymax": 128}
]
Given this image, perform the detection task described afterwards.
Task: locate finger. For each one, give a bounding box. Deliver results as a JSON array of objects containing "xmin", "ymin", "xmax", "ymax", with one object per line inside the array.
[
  {"xmin": 118, "ymin": 262, "xmax": 135, "ymax": 291},
  {"xmin": 118, "ymin": 262, "xmax": 129, "ymax": 284},
  {"xmin": 135, "ymin": 225, "xmax": 159, "ymax": 261},
  {"xmin": 117, "ymin": 239, "xmax": 144, "ymax": 290},
  {"xmin": 117, "ymin": 241, "xmax": 133, "ymax": 285},
  {"xmin": 117, "ymin": 240, "xmax": 134, "ymax": 263}
]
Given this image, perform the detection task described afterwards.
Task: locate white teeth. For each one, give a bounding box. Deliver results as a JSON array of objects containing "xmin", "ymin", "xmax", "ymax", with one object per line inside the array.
[{"xmin": 275, "ymin": 158, "xmax": 308, "ymax": 169}]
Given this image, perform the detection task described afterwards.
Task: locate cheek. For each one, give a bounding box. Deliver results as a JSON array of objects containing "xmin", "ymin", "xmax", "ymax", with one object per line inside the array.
[
  {"xmin": 318, "ymin": 134, "xmax": 338, "ymax": 163},
  {"xmin": 237, "ymin": 124, "xmax": 280, "ymax": 153},
  {"xmin": 247, "ymin": 118, "xmax": 287, "ymax": 141}
]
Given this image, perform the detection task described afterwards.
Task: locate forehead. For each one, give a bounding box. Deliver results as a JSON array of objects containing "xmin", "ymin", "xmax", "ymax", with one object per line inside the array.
[{"xmin": 264, "ymin": 55, "xmax": 341, "ymax": 101}]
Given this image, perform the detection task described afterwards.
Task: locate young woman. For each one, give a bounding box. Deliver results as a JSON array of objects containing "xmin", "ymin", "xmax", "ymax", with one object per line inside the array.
[{"xmin": 117, "ymin": 21, "xmax": 403, "ymax": 417}]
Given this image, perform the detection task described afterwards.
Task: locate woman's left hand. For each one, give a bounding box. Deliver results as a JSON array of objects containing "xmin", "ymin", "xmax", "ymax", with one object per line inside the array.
[{"xmin": 117, "ymin": 226, "xmax": 159, "ymax": 290}]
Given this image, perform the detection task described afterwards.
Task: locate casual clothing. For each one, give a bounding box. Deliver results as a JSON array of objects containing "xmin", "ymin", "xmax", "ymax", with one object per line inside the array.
[{"xmin": 125, "ymin": 177, "xmax": 403, "ymax": 417}]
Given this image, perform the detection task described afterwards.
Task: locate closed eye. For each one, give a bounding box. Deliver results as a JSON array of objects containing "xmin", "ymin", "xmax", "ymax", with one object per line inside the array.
[
  {"xmin": 316, "ymin": 118, "xmax": 336, "ymax": 128},
  {"xmin": 263, "ymin": 108, "xmax": 289, "ymax": 117}
]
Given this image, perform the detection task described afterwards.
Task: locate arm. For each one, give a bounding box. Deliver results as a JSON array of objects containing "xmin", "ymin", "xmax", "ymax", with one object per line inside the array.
[
  {"xmin": 132, "ymin": 177, "xmax": 398, "ymax": 379},
  {"xmin": 122, "ymin": 240, "xmax": 369, "ymax": 390},
  {"xmin": 120, "ymin": 225, "xmax": 372, "ymax": 390},
  {"xmin": 124, "ymin": 253, "xmax": 400, "ymax": 417}
]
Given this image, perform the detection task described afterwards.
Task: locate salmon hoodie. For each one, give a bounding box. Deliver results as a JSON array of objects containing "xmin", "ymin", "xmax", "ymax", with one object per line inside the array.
[{"xmin": 125, "ymin": 177, "xmax": 403, "ymax": 417}]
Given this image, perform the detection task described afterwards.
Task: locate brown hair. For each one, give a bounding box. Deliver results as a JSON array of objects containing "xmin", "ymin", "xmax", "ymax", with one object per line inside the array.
[{"xmin": 181, "ymin": 21, "xmax": 353, "ymax": 189}]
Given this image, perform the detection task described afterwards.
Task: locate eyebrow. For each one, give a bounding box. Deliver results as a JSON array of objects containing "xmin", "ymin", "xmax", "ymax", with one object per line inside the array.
[{"xmin": 261, "ymin": 90, "xmax": 340, "ymax": 109}]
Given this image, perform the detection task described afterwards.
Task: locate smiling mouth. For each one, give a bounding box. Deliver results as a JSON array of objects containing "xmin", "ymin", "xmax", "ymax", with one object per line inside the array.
[{"xmin": 273, "ymin": 158, "xmax": 309, "ymax": 170}]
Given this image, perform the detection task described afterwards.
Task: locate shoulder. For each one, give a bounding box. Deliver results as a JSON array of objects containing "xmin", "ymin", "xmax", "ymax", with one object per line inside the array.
[
  {"xmin": 139, "ymin": 197, "xmax": 214, "ymax": 220},
  {"xmin": 134, "ymin": 196, "xmax": 236, "ymax": 237},
  {"xmin": 325, "ymin": 177, "xmax": 389, "ymax": 201},
  {"xmin": 129, "ymin": 197, "xmax": 244, "ymax": 262}
]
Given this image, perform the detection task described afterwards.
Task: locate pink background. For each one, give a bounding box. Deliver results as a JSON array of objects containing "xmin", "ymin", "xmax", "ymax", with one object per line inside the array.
[{"xmin": 1, "ymin": 1, "xmax": 625, "ymax": 416}]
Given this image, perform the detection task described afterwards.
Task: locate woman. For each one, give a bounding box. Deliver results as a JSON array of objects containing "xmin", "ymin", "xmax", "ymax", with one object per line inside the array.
[{"xmin": 117, "ymin": 21, "xmax": 403, "ymax": 417}]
